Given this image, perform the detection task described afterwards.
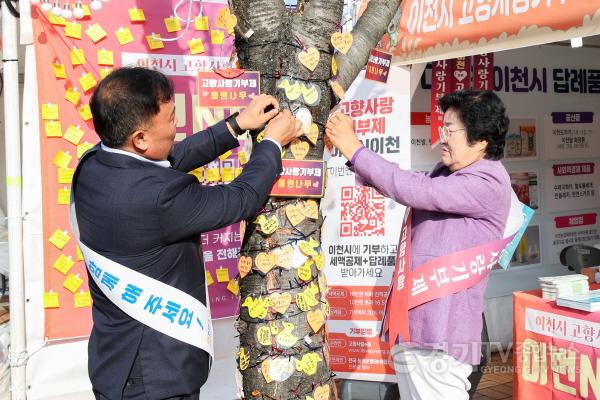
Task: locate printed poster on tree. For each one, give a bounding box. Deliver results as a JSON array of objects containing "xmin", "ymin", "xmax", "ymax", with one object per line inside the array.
[{"xmin": 321, "ymin": 66, "xmax": 411, "ymax": 382}]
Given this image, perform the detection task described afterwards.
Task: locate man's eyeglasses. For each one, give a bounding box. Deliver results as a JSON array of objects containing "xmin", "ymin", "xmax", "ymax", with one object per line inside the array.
[{"xmin": 439, "ymin": 126, "xmax": 466, "ymax": 143}]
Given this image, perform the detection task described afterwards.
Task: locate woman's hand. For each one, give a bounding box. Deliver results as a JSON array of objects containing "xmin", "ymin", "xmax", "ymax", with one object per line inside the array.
[{"xmin": 325, "ymin": 112, "xmax": 363, "ymax": 161}]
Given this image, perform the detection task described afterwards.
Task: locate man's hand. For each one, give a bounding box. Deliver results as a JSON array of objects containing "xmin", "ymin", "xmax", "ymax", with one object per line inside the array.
[
  {"xmin": 264, "ymin": 109, "xmax": 303, "ymax": 147},
  {"xmin": 325, "ymin": 112, "xmax": 363, "ymax": 161},
  {"xmin": 236, "ymin": 94, "xmax": 280, "ymax": 131}
]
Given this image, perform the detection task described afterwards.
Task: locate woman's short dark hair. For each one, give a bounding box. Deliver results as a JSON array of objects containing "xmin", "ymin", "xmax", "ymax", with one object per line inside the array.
[
  {"xmin": 439, "ymin": 90, "xmax": 509, "ymax": 160},
  {"xmin": 90, "ymin": 67, "xmax": 174, "ymax": 148}
]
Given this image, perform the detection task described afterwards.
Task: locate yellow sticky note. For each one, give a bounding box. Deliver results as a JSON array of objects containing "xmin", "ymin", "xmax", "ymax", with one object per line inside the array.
[
  {"xmin": 227, "ymin": 279, "xmax": 239, "ymax": 295},
  {"xmin": 211, "ymin": 30, "xmax": 224, "ymax": 45},
  {"xmin": 79, "ymin": 72, "xmax": 97, "ymax": 93},
  {"xmin": 77, "ymin": 142, "xmax": 94, "ymax": 158},
  {"xmin": 99, "ymin": 67, "xmax": 113, "ymax": 80},
  {"xmin": 63, "ymin": 125, "xmax": 85, "ymax": 145},
  {"xmin": 216, "ymin": 267, "xmax": 230, "ymax": 283},
  {"xmin": 78, "ymin": 104, "xmax": 92, "ymax": 121},
  {"xmin": 205, "ymin": 168, "xmax": 220, "ymax": 182},
  {"xmin": 43, "ymin": 291, "xmax": 60, "ymax": 308},
  {"xmin": 194, "ymin": 16, "xmax": 209, "ymax": 31},
  {"xmin": 206, "ymin": 270, "xmax": 214, "ymax": 286},
  {"xmin": 115, "ymin": 27, "xmax": 134, "ymax": 45},
  {"xmin": 48, "ymin": 13, "xmax": 66, "ymax": 26},
  {"xmin": 58, "ymin": 167, "xmax": 75, "ymax": 184},
  {"xmin": 53, "ymin": 254, "xmax": 75, "ymax": 274},
  {"xmin": 52, "ymin": 150, "xmax": 72, "ymax": 169},
  {"xmin": 238, "ymin": 151, "xmax": 248, "ymax": 165},
  {"xmin": 65, "ymin": 86, "xmax": 81, "ymax": 105},
  {"xmin": 188, "ymin": 38, "xmax": 205, "ymax": 55},
  {"xmin": 41, "ymin": 103, "xmax": 59, "ymax": 120},
  {"xmin": 65, "ymin": 21, "xmax": 82, "ymax": 39},
  {"xmin": 45, "ymin": 120, "xmax": 63, "ymax": 138},
  {"xmin": 52, "ymin": 63, "xmax": 67, "ymax": 79},
  {"xmin": 164, "ymin": 16, "xmax": 182, "ymax": 32},
  {"xmin": 146, "ymin": 34, "xmax": 165, "ymax": 50},
  {"xmin": 221, "ymin": 168, "xmax": 234, "ymax": 182},
  {"xmin": 70, "ymin": 48, "xmax": 86, "ymax": 65},
  {"xmin": 74, "ymin": 291, "xmax": 92, "ymax": 308},
  {"xmin": 129, "ymin": 7, "xmax": 146, "ymax": 22},
  {"xmin": 76, "ymin": 246, "xmax": 84, "ymax": 261},
  {"xmin": 97, "ymin": 49, "xmax": 114, "ymax": 66},
  {"xmin": 57, "ymin": 187, "xmax": 71, "ymax": 205},
  {"xmin": 49, "ymin": 229, "xmax": 71, "ymax": 250},
  {"xmin": 63, "ymin": 273, "xmax": 84, "ymax": 294},
  {"xmin": 86, "ymin": 23, "xmax": 107, "ymax": 43}
]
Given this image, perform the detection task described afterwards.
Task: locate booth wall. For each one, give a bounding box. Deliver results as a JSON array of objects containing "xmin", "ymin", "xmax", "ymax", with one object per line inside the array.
[{"xmin": 412, "ymin": 44, "xmax": 600, "ymax": 345}]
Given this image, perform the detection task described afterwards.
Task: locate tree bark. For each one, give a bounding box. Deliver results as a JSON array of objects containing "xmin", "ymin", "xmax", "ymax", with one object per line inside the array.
[{"xmin": 231, "ymin": 1, "xmax": 401, "ymax": 399}]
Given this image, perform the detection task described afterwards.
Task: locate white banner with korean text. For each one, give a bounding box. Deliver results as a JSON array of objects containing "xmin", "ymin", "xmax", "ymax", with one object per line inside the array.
[{"xmin": 321, "ymin": 66, "xmax": 411, "ymax": 382}]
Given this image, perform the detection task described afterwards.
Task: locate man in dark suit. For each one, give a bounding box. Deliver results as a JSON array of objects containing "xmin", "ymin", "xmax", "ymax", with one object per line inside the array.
[{"xmin": 72, "ymin": 67, "xmax": 302, "ymax": 400}]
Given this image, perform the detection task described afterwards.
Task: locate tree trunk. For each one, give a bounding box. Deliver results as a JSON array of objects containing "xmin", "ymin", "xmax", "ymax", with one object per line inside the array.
[{"xmin": 230, "ymin": 1, "xmax": 401, "ymax": 399}]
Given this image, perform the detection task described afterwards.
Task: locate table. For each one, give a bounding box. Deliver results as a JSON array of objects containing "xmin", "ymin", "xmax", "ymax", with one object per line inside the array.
[{"xmin": 514, "ymin": 287, "xmax": 600, "ymax": 399}]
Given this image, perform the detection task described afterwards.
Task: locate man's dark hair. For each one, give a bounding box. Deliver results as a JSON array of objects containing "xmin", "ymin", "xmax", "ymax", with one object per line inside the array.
[
  {"xmin": 90, "ymin": 67, "xmax": 174, "ymax": 148},
  {"xmin": 439, "ymin": 90, "xmax": 509, "ymax": 160}
]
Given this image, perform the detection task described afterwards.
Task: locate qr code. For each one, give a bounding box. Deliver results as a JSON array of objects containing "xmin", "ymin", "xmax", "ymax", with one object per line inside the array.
[{"xmin": 340, "ymin": 186, "xmax": 385, "ymax": 237}]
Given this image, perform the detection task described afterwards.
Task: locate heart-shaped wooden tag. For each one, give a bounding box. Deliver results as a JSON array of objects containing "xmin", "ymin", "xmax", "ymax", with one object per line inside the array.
[
  {"xmin": 238, "ymin": 256, "xmax": 253, "ymax": 278},
  {"xmin": 270, "ymin": 292, "xmax": 292, "ymax": 314},
  {"xmin": 298, "ymin": 47, "xmax": 320, "ymax": 71},
  {"xmin": 331, "ymin": 32, "xmax": 353, "ymax": 54},
  {"xmin": 290, "ymin": 139, "xmax": 309, "ymax": 160},
  {"xmin": 331, "ymin": 56, "xmax": 338, "ymax": 76},
  {"xmin": 258, "ymin": 215, "xmax": 279, "ymax": 235},
  {"xmin": 255, "ymin": 252, "xmax": 277, "ymax": 274},
  {"xmin": 307, "ymin": 308, "xmax": 325, "ymax": 333},
  {"xmin": 300, "ymin": 199, "xmax": 319, "ymax": 219},
  {"xmin": 305, "ymin": 123, "xmax": 319, "ymax": 146},
  {"xmin": 285, "ymin": 204, "xmax": 305, "ymax": 226},
  {"xmin": 314, "ymin": 384, "xmax": 331, "ymax": 400},
  {"xmin": 261, "ymin": 359, "xmax": 274, "ymax": 383}
]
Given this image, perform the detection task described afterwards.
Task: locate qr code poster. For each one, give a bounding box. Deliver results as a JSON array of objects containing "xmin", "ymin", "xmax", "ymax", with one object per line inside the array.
[{"xmin": 340, "ymin": 186, "xmax": 386, "ymax": 237}]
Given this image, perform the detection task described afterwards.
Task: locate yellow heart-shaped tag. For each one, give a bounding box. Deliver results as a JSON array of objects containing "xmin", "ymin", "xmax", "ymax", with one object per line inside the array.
[
  {"xmin": 299, "ymin": 239, "xmax": 318, "ymax": 257},
  {"xmin": 270, "ymin": 292, "xmax": 292, "ymax": 314},
  {"xmin": 238, "ymin": 255, "xmax": 253, "ymax": 278},
  {"xmin": 290, "ymin": 140, "xmax": 310, "ymax": 160},
  {"xmin": 296, "ymin": 292, "xmax": 312, "ymax": 311},
  {"xmin": 307, "ymin": 308, "xmax": 325, "ymax": 333},
  {"xmin": 255, "ymin": 252, "xmax": 277, "ymax": 274},
  {"xmin": 331, "ymin": 32, "xmax": 353, "ymax": 54},
  {"xmin": 298, "ymin": 47, "xmax": 320, "ymax": 71},
  {"xmin": 313, "ymin": 251, "xmax": 325, "ymax": 271},
  {"xmin": 286, "ymin": 204, "xmax": 306, "ymax": 226},
  {"xmin": 331, "ymin": 56, "xmax": 338, "ymax": 76},
  {"xmin": 300, "ymin": 199, "xmax": 319, "ymax": 219},
  {"xmin": 314, "ymin": 384, "xmax": 331, "ymax": 400},
  {"xmin": 261, "ymin": 359, "xmax": 274, "ymax": 383},
  {"xmin": 305, "ymin": 124, "xmax": 319, "ymax": 146}
]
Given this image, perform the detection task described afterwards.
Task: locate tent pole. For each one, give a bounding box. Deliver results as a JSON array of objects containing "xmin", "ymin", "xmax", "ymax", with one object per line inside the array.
[{"xmin": 2, "ymin": 1, "xmax": 26, "ymax": 399}]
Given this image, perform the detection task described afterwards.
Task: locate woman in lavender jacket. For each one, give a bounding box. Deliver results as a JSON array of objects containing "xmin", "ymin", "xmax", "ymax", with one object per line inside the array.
[{"xmin": 325, "ymin": 90, "xmax": 511, "ymax": 400}]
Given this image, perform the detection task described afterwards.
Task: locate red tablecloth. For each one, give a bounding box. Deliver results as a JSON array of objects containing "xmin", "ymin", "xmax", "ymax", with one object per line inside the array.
[{"xmin": 513, "ymin": 286, "xmax": 600, "ymax": 399}]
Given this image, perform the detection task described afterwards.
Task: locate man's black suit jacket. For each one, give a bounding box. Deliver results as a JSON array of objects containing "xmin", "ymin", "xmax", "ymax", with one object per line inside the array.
[{"xmin": 73, "ymin": 121, "xmax": 281, "ymax": 399}]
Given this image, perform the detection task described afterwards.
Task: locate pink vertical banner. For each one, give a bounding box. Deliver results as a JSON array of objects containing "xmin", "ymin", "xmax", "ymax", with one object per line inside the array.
[
  {"xmin": 201, "ymin": 223, "xmax": 242, "ymax": 318},
  {"xmin": 450, "ymin": 56, "xmax": 472, "ymax": 91},
  {"xmin": 430, "ymin": 59, "xmax": 452, "ymax": 147},
  {"xmin": 473, "ymin": 54, "xmax": 494, "ymax": 90}
]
